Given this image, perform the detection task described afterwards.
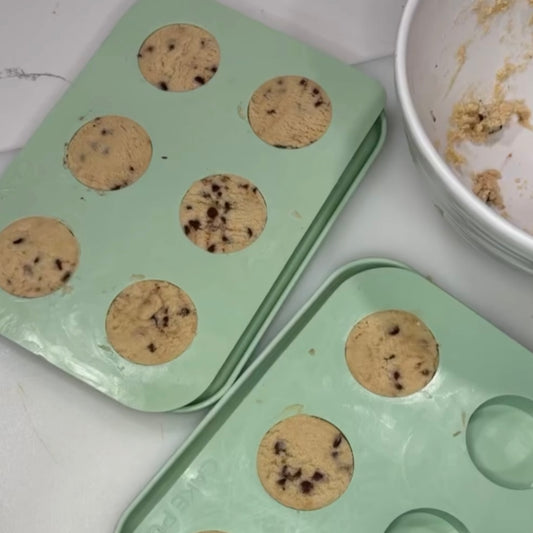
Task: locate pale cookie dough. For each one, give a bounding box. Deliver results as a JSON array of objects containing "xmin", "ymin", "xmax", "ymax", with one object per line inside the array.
[
  {"xmin": 257, "ymin": 414, "xmax": 354, "ymax": 511},
  {"xmin": 106, "ymin": 280, "xmax": 197, "ymax": 365},
  {"xmin": 0, "ymin": 216, "xmax": 79, "ymax": 298},
  {"xmin": 248, "ymin": 76, "xmax": 332, "ymax": 149},
  {"xmin": 472, "ymin": 169, "xmax": 505, "ymax": 210},
  {"xmin": 345, "ymin": 310, "xmax": 439, "ymax": 397},
  {"xmin": 138, "ymin": 24, "xmax": 220, "ymax": 92},
  {"xmin": 180, "ymin": 174, "xmax": 267, "ymax": 254},
  {"xmin": 66, "ymin": 115, "xmax": 152, "ymax": 191},
  {"xmin": 474, "ymin": 0, "xmax": 513, "ymax": 26}
]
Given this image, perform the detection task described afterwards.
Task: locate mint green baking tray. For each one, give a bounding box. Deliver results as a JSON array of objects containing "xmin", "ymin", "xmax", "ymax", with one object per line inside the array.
[
  {"xmin": 116, "ymin": 259, "xmax": 533, "ymax": 533},
  {"xmin": 0, "ymin": 0, "xmax": 385, "ymax": 411}
]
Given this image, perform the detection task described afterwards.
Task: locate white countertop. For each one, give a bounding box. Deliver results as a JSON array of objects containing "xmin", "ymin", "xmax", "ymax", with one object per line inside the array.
[{"xmin": 2, "ymin": 2, "xmax": 533, "ymax": 532}]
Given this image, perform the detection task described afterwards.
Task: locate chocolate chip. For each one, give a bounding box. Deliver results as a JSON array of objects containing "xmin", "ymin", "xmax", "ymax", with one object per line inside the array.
[
  {"xmin": 200, "ymin": 39, "xmax": 206, "ymax": 47},
  {"xmin": 23, "ymin": 264, "xmax": 33, "ymax": 275},
  {"xmin": 332, "ymin": 451, "xmax": 339, "ymax": 458},
  {"xmin": 224, "ymin": 201, "xmax": 231, "ymax": 212},
  {"xmin": 252, "ymin": 187, "xmax": 258, "ymax": 193},
  {"xmin": 189, "ymin": 220, "xmax": 201, "ymax": 230},
  {"xmin": 55, "ymin": 259, "xmax": 63, "ymax": 270},
  {"xmin": 274, "ymin": 440, "xmax": 286, "ymax": 455},
  {"xmin": 222, "ymin": 235, "xmax": 229, "ymax": 242},
  {"xmin": 478, "ymin": 113, "xmax": 485, "ymax": 121},
  {"xmin": 276, "ymin": 478, "xmax": 287, "ymax": 487},
  {"xmin": 101, "ymin": 129, "xmax": 108, "ymax": 135},
  {"xmin": 179, "ymin": 307, "xmax": 191, "ymax": 317},
  {"xmin": 202, "ymin": 192, "xmax": 211, "ymax": 199},
  {"xmin": 267, "ymin": 109, "xmax": 276, "ymax": 115},
  {"xmin": 147, "ymin": 343, "xmax": 156, "ymax": 353},
  {"xmin": 12, "ymin": 238, "xmax": 24, "ymax": 245},
  {"xmin": 315, "ymin": 99, "xmax": 324, "ymax": 107},
  {"xmin": 207, "ymin": 207, "xmax": 218, "ymax": 218},
  {"xmin": 111, "ymin": 184, "xmax": 122, "ymax": 191},
  {"xmin": 168, "ymin": 43, "xmax": 175, "ymax": 51},
  {"xmin": 212, "ymin": 184, "xmax": 220, "ymax": 192},
  {"xmin": 395, "ymin": 383, "xmax": 404, "ymax": 391},
  {"xmin": 312, "ymin": 471, "xmax": 324, "ymax": 481},
  {"xmin": 61, "ymin": 272, "xmax": 71, "ymax": 282},
  {"xmin": 247, "ymin": 227, "xmax": 253, "ymax": 238},
  {"xmin": 421, "ymin": 369, "xmax": 431, "ymax": 376},
  {"xmin": 300, "ymin": 78, "xmax": 308, "ymax": 86},
  {"xmin": 388, "ymin": 325, "xmax": 400, "ymax": 336},
  {"xmin": 221, "ymin": 216, "xmax": 227, "ymax": 223},
  {"xmin": 385, "ymin": 354, "xmax": 396, "ymax": 361},
  {"xmin": 33, "ymin": 256, "xmax": 40, "ymax": 264},
  {"xmin": 186, "ymin": 205, "xmax": 192, "ymax": 210},
  {"xmin": 194, "ymin": 76, "xmax": 206, "ymax": 85},
  {"xmin": 207, "ymin": 244, "xmax": 216, "ymax": 253},
  {"xmin": 312, "ymin": 88, "xmax": 319, "ymax": 95},
  {"xmin": 162, "ymin": 316, "xmax": 169, "ymax": 328},
  {"xmin": 277, "ymin": 79, "xmax": 283, "ymax": 85},
  {"xmin": 159, "ymin": 81, "xmax": 169, "ymax": 91},
  {"xmin": 210, "ymin": 66, "xmax": 218, "ymax": 73},
  {"xmin": 300, "ymin": 480, "xmax": 313, "ymax": 494},
  {"xmin": 393, "ymin": 371, "xmax": 401, "ymax": 380},
  {"xmin": 333, "ymin": 434, "xmax": 342, "ymax": 448},
  {"xmin": 137, "ymin": 53, "xmax": 143, "ymax": 58},
  {"xmin": 146, "ymin": 45, "xmax": 154, "ymax": 53},
  {"xmin": 129, "ymin": 166, "xmax": 135, "ymax": 172}
]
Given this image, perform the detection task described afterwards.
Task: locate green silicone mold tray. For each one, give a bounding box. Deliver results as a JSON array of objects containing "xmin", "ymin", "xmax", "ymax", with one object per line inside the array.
[
  {"xmin": 0, "ymin": 0, "xmax": 385, "ymax": 411},
  {"xmin": 116, "ymin": 259, "xmax": 533, "ymax": 532}
]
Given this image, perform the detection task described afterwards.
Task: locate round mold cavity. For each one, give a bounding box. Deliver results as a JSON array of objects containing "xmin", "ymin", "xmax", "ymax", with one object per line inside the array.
[
  {"xmin": 385, "ymin": 508, "xmax": 470, "ymax": 533},
  {"xmin": 466, "ymin": 395, "xmax": 533, "ymax": 490}
]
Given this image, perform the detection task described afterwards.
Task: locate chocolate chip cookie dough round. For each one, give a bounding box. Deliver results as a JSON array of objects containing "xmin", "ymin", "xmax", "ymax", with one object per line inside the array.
[
  {"xmin": 345, "ymin": 310, "xmax": 439, "ymax": 397},
  {"xmin": 248, "ymin": 75, "xmax": 332, "ymax": 148},
  {"xmin": 138, "ymin": 24, "xmax": 220, "ymax": 92},
  {"xmin": 105, "ymin": 280, "xmax": 197, "ymax": 365},
  {"xmin": 0, "ymin": 216, "xmax": 79, "ymax": 298},
  {"xmin": 257, "ymin": 414, "xmax": 354, "ymax": 510},
  {"xmin": 65, "ymin": 115, "xmax": 152, "ymax": 191},
  {"xmin": 180, "ymin": 174, "xmax": 267, "ymax": 254}
]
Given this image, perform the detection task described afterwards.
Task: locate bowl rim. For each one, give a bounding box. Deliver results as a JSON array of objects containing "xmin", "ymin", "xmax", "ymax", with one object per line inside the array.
[{"xmin": 395, "ymin": 0, "xmax": 533, "ymax": 259}]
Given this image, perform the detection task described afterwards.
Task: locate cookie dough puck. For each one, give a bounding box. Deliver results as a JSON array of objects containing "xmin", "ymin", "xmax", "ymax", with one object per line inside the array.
[
  {"xmin": 180, "ymin": 174, "xmax": 267, "ymax": 253},
  {"xmin": 66, "ymin": 115, "xmax": 152, "ymax": 191},
  {"xmin": 138, "ymin": 24, "xmax": 220, "ymax": 92},
  {"xmin": 106, "ymin": 280, "xmax": 197, "ymax": 365},
  {"xmin": 248, "ymin": 75, "xmax": 332, "ymax": 148},
  {"xmin": 257, "ymin": 414, "xmax": 354, "ymax": 510},
  {"xmin": 0, "ymin": 216, "xmax": 79, "ymax": 298},
  {"xmin": 345, "ymin": 310, "xmax": 439, "ymax": 397}
]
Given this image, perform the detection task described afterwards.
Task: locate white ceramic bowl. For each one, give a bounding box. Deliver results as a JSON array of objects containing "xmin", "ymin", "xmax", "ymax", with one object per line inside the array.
[{"xmin": 396, "ymin": 0, "xmax": 533, "ymax": 272}]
